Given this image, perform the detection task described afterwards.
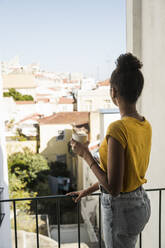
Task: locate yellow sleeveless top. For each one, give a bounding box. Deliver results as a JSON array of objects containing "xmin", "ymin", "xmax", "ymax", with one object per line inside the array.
[{"xmin": 99, "ymin": 117, "xmax": 152, "ymax": 192}]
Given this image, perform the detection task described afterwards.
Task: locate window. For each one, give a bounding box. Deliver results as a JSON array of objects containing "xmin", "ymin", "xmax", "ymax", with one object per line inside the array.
[
  {"xmin": 56, "ymin": 154, "xmax": 67, "ymax": 164},
  {"xmin": 56, "ymin": 130, "xmax": 65, "ymax": 141}
]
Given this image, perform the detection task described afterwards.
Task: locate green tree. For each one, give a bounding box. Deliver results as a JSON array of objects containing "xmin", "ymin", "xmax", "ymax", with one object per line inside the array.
[
  {"xmin": 22, "ymin": 95, "xmax": 33, "ymax": 101},
  {"xmin": 3, "ymin": 92, "xmax": 10, "ymax": 97},
  {"xmin": 8, "ymin": 148, "xmax": 49, "ymax": 211},
  {"xmin": 8, "ymin": 148, "xmax": 49, "ymax": 186},
  {"xmin": 3, "ymin": 88, "xmax": 34, "ymax": 101},
  {"xmin": 8, "ymin": 88, "xmax": 22, "ymax": 100},
  {"xmin": 9, "ymin": 174, "xmax": 36, "ymax": 211}
]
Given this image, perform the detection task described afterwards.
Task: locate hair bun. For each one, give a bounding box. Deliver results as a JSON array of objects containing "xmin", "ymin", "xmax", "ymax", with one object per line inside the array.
[{"xmin": 116, "ymin": 53, "xmax": 143, "ymax": 71}]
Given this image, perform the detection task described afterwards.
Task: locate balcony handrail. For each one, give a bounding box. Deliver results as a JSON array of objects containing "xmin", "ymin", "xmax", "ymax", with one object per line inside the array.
[
  {"xmin": 0, "ymin": 187, "xmax": 165, "ymax": 248},
  {"xmin": 0, "ymin": 187, "xmax": 165, "ymax": 203}
]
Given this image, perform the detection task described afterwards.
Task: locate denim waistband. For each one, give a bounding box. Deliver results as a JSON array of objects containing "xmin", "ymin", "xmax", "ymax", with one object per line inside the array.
[{"xmin": 99, "ymin": 184, "xmax": 142, "ymax": 195}]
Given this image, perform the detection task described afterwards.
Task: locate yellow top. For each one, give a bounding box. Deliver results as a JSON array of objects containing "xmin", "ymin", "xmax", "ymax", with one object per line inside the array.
[{"xmin": 99, "ymin": 117, "xmax": 152, "ymax": 192}]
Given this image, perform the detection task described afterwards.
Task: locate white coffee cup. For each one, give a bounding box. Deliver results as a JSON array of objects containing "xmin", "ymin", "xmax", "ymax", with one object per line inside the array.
[{"xmin": 72, "ymin": 133, "xmax": 87, "ymax": 144}]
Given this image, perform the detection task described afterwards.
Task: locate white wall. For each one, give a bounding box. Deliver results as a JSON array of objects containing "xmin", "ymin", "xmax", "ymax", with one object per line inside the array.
[
  {"xmin": 14, "ymin": 102, "xmax": 56, "ymax": 121},
  {"xmin": 56, "ymin": 104, "xmax": 73, "ymax": 112},
  {"xmin": 127, "ymin": 0, "xmax": 165, "ymax": 189},
  {"xmin": 126, "ymin": 0, "xmax": 165, "ymax": 247},
  {"xmin": 77, "ymin": 88, "xmax": 114, "ymax": 112},
  {"xmin": 0, "ymin": 66, "xmax": 12, "ymax": 247}
]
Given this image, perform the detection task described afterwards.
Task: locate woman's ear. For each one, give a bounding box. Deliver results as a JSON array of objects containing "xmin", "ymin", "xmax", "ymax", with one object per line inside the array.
[
  {"xmin": 110, "ymin": 87, "xmax": 119, "ymax": 106},
  {"xmin": 111, "ymin": 87, "xmax": 117, "ymax": 99}
]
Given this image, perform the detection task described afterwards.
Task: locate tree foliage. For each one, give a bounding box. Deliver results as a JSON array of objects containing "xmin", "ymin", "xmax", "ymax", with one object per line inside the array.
[
  {"xmin": 3, "ymin": 88, "xmax": 33, "ymax": 101},
  {"xmin": 8, "ymin": 148, "xmax": 74, "ymax": 215},
  {"xmin": 8, "ymin": 148, "xmax": 49, "ymax": 211},
  {"xmin": 9, "ymin": 174, "xmax": 36, "ymax": 211}
]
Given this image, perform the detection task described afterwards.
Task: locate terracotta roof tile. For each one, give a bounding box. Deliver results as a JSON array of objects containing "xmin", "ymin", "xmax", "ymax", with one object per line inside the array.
[
  {"xmin": 48, "ymin": 88, "xmax": 60, "ymax": 91},
  {"xmin": 63, "ymin": 79, "xmax": 68, "ymax": 84},
  {"xmin": 15, "ymin": 101, "xmax": 35, "ymax": 104},
  {"xmin": 17, "ymin": 113, "xmax": 43, "ymax": 124},
  {"xmin": 58, "ymin": 97, "xmax": 74, "ymax": 104},
  {"xmin": 36, "ymin": 94, "xmax": 50, "ymax": 97},
  {"xmin": 97, "ymin": 79, "xmax": 110, "ymax": 87},
  {"xmin": 37, "ymin": 98, "xmax": 49, "ymax": 103},
  {"xmin": 39, "ymin": 112, "xmax": 89, "ymax": 125}
]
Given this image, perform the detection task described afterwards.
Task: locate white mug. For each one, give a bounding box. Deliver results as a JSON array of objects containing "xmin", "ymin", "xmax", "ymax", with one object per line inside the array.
[{"xmin": 72, "ymin": 133, "xmax": 87, "ymax": 144}]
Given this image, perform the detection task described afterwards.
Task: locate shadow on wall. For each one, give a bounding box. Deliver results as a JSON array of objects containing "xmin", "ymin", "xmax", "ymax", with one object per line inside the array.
[
  {"xmin": 41, "ymin": 136, "xmax": 59, "ymax": 161},
  {"xmin": 40, "ymin": 129, "xmax": 73, "ymax": 167}
]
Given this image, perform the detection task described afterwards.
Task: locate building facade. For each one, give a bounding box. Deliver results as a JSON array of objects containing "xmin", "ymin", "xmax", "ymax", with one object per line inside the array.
[
  {"xmin": 77, "ymin": 88, "xmax": 114, "ymax": 112},
  {"xmin": 39, "ymin": 112, "xmax": 89, "ymax": 178},
  {"xmin": 127, "ymin": 0, "xmax": 165, "ymax": 247}
]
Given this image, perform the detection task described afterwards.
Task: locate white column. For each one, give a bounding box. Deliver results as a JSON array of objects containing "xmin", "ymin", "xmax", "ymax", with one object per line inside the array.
[
  {"xmin": 126, "ymin": 0, "xmax": 142, "ymax": 113},
  {"xmin": 126, "ymin": 1, "xmax": 165, "ymax": 247},
  {"xmin": 126, "ymin": 0, "xmax": 142, "ymax": 58},
  {"xmin": 0, "ymin": 67, "xmax": 12, "ymax": 247}
]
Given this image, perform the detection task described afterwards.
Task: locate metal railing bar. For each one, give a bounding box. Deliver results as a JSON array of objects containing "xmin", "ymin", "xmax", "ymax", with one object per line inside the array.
[
  {"xmin": 1, "ymin": 188, "xmax": 165, "ymax": 203},
  {"xmin": 0, "ymin": 188, "xmax": 164, "ymax": 248},
  {"xmin": 0, "ymin": 194, "xmax": 79, "ymax": 203},
  {"xmin": 57, "ymin": 199, "xmax": 61, "ymax": 248},
  {"xmin": 145, "ymin": 188, "xmax": 165, "ymax": 192},
  {"xmin": 35, "ymin": 199, "xmax": 39, "ymax": 248},
  {"xmin": 0, "ymin": 213, "xmax": 5, "ymax": 226},
  {"xmin": 77, "ymin": 201, "xmax": 81, "ymax": 248},
  {"xmin": 0, "ymin": 193, "xmax": 98, "ymax": 203},
  {"xmin": 139, "ymin": 232, "xmax": 142, "ymax": 248},
  {"xmin": 99, "ymin": 195, "xmax": 102, "ymax": 248},
  {"xmin": 13, "ymin": 200, "xmax": 18, "ymax": 248},
  {"xmin": 159, "ymin": 190, "xmax": 162, "ymax": 248}
]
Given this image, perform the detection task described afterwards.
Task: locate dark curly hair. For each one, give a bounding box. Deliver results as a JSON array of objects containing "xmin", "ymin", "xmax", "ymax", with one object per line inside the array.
[{"xmin": 110, "ymin": 53, "xmax": 144, "ymax": 103}]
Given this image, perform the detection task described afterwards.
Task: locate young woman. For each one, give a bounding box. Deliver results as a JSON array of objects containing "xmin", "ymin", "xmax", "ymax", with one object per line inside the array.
[{"xmin": 67, "ymin": 53, "xmax": 152, "ymax": 248}]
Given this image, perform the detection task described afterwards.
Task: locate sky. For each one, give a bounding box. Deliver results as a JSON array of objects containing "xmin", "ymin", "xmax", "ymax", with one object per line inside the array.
[{"xmin": 0, "ymin": 0, "xmax": 126, "ymax": 80}]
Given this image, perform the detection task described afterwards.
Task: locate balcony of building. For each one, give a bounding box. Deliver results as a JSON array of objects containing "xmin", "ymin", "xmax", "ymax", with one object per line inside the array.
[{"xmin": 0, "ymin": 187, "xmax": 165, "ymax": 248}]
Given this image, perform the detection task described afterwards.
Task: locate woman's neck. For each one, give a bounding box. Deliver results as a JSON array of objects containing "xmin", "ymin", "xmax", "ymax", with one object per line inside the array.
[{"xmin": 119, "ymin": 103, "xmax": 138, "ymax": 119}]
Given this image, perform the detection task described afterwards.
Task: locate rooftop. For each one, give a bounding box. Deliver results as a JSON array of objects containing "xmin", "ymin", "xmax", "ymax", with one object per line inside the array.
[
  {"xmin": 37, "ymin": 98, "xmax": 50, "ymax": 103},
  {"xmin": 58, "ymin": 97, "xmax": 74, "ymax": 104},
  {"xmin": 38, "ymin": 112, "xmax": 89, "ymax": 125},
  {"xmin": 16, "ymin": 113, "xmax": 43, "ymax": 124},
  {"xmin": 15, "ymin": 101, "xmax": 35, "ymax": 104},
  {"xmin": 97, "ymin": 79, "xmax": 109, "ymax": 87}
]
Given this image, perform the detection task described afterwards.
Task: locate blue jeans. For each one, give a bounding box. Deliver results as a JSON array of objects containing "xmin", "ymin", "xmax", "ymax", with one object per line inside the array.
[{"xmin": 101, "ymin": 186, "xmax": 151, "ymax": 248}]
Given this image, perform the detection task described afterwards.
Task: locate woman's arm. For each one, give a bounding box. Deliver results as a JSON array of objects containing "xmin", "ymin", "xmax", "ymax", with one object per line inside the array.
[
  {"xmin": 70, "ymin": 137, "xmax": 125, "ymax": 197},
  {"xmin": 83, "ymin": 151, "xmax": 112, "ymax": 193},
  {"xmin": 83, "ymin": 137, "xmax": 125, "ymax": 196},
  {"xmin": 66, "ymin": 182, "xmax": 99, "ymax": 203},
  {"xmin": 85, "ymin": 182, "xmax": 99, "ymax": 194},
  {"xmin": 107, "ymin": 136, "xmax": 125, "ymax": 196}
]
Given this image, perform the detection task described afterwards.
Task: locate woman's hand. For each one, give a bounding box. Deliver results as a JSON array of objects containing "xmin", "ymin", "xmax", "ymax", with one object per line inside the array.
[
  {"xmin": 66, "ymin": 189, "xmax": 88, "ymax": 203},
  {"xmin": 70, "ymin": 139, "xmax": 89, "ymax": 158}
]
